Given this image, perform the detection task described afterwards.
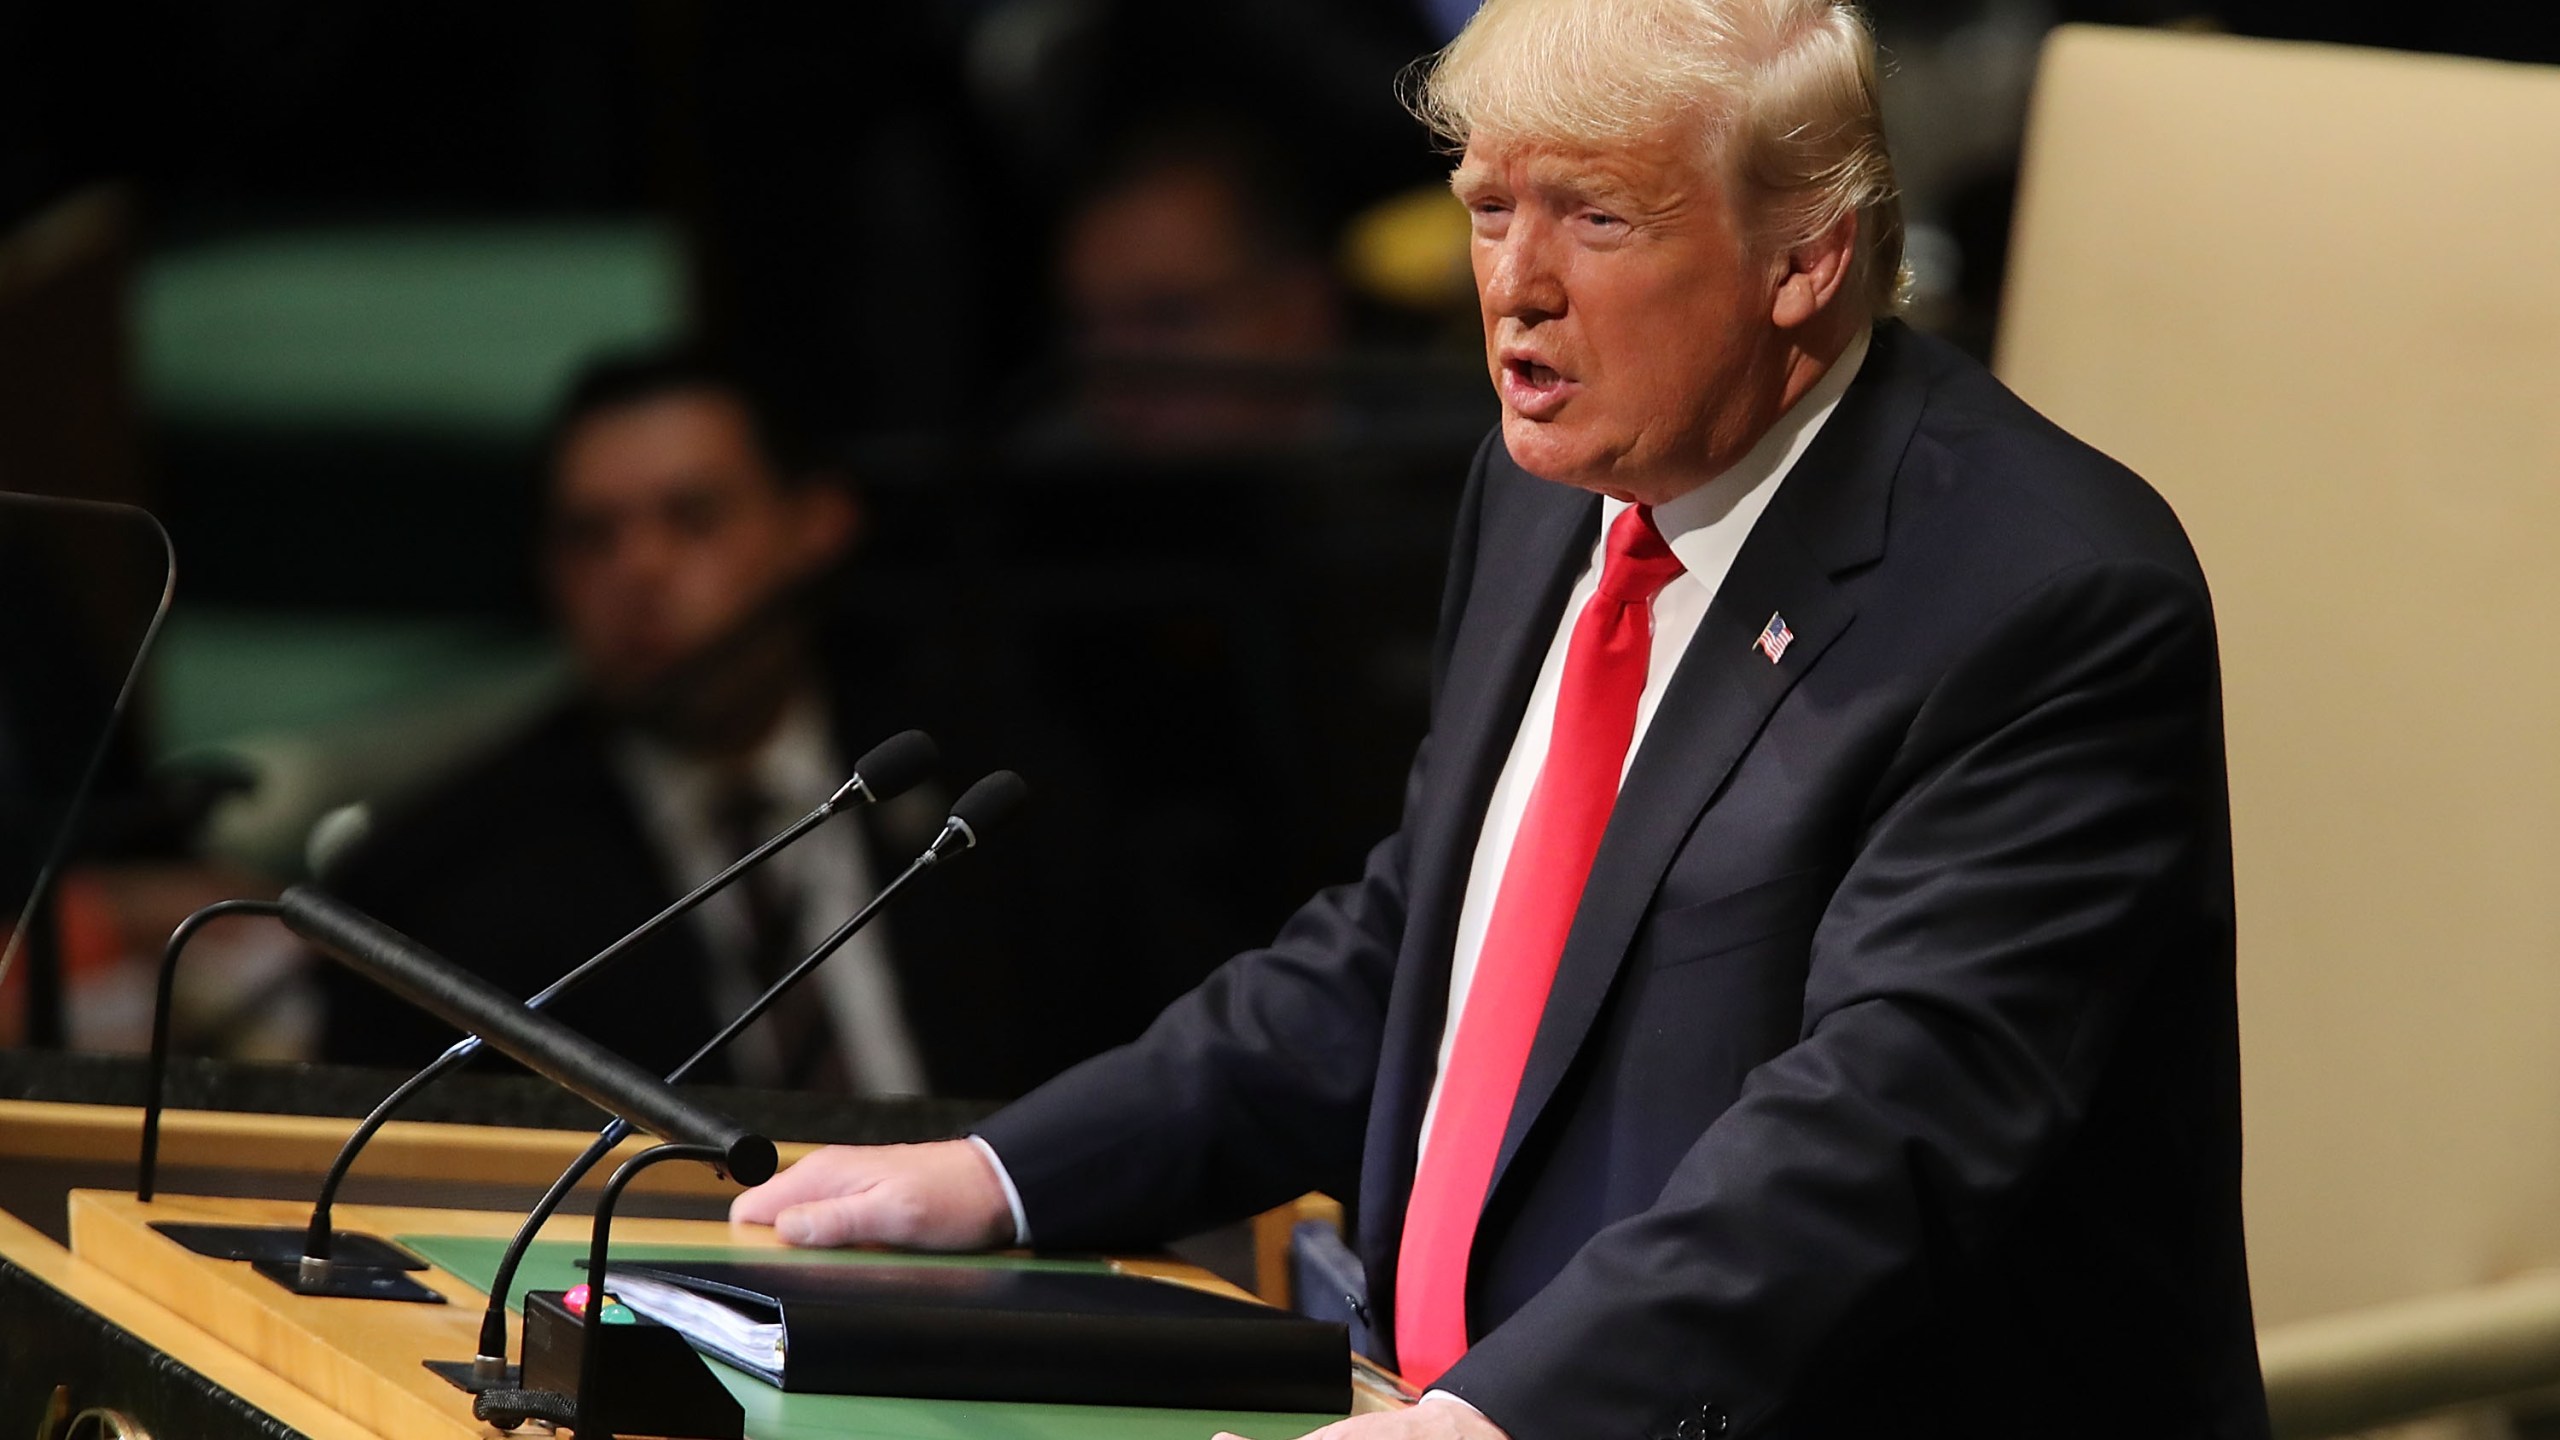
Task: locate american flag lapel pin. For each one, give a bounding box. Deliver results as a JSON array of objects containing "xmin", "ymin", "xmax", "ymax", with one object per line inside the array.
[{"xmin": 1753, "ymin": 611, "xmax": 1795, "ymax": 664}]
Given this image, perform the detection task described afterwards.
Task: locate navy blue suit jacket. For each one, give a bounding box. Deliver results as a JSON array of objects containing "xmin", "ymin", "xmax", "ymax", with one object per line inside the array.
[{"xmin": 979, "ymin": 324, "xmax": 2270, "ymax": 1439}]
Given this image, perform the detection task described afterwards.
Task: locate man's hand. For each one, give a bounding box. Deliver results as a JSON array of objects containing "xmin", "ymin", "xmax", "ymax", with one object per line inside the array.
[
  {"xmin": 728, "ymin": 1140, "xmax": 1013, "ymax": 1250},
  {"xmin": 1215, "ymin": 1397, "xmax": 1511, "ymax": 1440}
]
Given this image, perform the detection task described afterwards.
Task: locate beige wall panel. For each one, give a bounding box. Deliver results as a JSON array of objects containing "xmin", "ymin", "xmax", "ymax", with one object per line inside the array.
[{"xmin": 1997, "ymin": 26, "xmax": 2560, "ymax": 1328}]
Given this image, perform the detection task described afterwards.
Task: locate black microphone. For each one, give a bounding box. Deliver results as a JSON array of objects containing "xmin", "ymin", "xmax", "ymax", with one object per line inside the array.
[
  {"xmin": 240, "ymin": 731, "xmax": 935, "ymax": 1275},
  {"xmin": 933, "ymin": 770, "xmax": 1028, "ymax": 857},
  {"xmin": 666, "ymin": 770, "xmax": 1028, "ymax": 1070},
  {"xmin": 461, "ymin": 772, "xmax": 1029, "ymax": 1389},
  {"xmin": 518, "ymin": 727, "xmax": 936, "ymax": 1015},
  {"xmin": 281, "ymin": 887, "xmax": 777, "ymax": 1189}
]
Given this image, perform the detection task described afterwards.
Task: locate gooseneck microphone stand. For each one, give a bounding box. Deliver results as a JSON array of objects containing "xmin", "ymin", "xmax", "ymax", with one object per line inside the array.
[
  {"xmin": 276, "ymin": 886, "xmax": 777, "ymax": 1189},
  {"xmin": 467, "ymin": 1141, "xmax": 731, "ymax": 1439},
  {"xmin": 138, "ymin": 898, "xmax": 284, "ymax": 1203},
  {"xmin": 463, "ymin": 771, "xmax": 1027, "ymax": 1396},
  {"xmin": 133, "ymin": 731, "xmax": 936, "ymax": 1284},
  {"xmin": 280, "ymin": 890, "xmax": 775, "ymax": 1437},
  {"xmin": 290, "ymin": 758, "xmax": 908, "ymax": 1282}
]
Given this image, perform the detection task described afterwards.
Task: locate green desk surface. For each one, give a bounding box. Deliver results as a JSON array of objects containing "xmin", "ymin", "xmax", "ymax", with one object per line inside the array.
[{"xmin": 402, "ymin": 1235, "xmax": 1347, "ymax": 1440}]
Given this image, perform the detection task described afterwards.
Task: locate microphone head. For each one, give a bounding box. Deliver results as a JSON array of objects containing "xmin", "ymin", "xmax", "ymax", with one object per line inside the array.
[
  {"xmin": 848, "ymin": 729, "xmax": 939, "ymax": 805},
  {"xmin": 944, "ymin": 770, "xmax": 1028, "ymax": 851}
]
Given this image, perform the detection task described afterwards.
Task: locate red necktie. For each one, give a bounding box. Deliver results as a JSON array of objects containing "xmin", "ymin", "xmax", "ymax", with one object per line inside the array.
[{"xmin": 1394, "ymin": 504, "xmax": 1686, "ymax": 1386}]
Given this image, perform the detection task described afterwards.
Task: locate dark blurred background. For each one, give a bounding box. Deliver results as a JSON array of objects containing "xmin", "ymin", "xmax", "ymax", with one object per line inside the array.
[{"xmin": 1, "ymin": 0, "xmax": 2553, "ymax": 1085}]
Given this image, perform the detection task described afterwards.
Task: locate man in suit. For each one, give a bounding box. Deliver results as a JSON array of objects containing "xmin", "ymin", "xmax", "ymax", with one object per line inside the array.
[
  {"xmin": 733, "ymin": 1, "xmax": 2267, "ymax": 1435},
  {"xmin": 316, "ymin": 352, "xmax": 1122, "ymax": 1098}
]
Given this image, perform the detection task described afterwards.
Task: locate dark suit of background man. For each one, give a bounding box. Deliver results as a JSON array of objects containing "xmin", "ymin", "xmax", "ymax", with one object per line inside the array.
[
  {"xmin": 733, "ymin": 1, "xmax": 2268, "ymax": 1436},
  {"xmin": 317, "ymin": 353, "xmax": 1128, "ymax": 1099}
]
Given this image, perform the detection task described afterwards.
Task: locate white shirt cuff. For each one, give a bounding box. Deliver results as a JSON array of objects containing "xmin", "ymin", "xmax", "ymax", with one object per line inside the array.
[
  {"xmin": 1422, "ymin": 1389, "xmax": 1483, "ymax": 1415},
  {"xmin": 965, "ymin": 1134, "xmax": 1032, "ymax": 1246}
]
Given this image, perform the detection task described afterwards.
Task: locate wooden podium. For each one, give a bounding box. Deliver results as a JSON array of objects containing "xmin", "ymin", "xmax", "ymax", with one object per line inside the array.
[
  {"xmin": 68, "ymin": 1192, "xmax": 787, "ymax": 1439},
  {"xmin": 1, "ymin": 1097, "xmax": 1392, "ymax": 1438},
  {"xmin": 0, "ymin": 1096, "xmax": 785, "ymax": 1438}
]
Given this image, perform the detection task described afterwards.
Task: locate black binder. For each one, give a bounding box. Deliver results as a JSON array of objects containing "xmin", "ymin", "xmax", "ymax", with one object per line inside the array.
[{"xmin": 599, "ymin": 1258, "xmax": 1351, "ymax": 1413}]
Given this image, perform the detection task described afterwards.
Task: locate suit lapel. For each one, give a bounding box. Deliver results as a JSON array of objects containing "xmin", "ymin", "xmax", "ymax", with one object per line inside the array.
[
  {"xmin": 1410, "ymin": 474, "xmax": 1600, "ymax": 957},
  {"xmin": 1486, "ymin": 517, "xmax": 1852, "ymax": 1191},
  {"xmin": 1484, "ymin": 322, "xmax": 1925, "ymax": 1201}
]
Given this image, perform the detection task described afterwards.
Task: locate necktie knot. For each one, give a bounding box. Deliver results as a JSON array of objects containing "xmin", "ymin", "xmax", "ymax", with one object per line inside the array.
[{"xmin": 1593, "ymin": 505, "xmax": 1684, "ymax": 605}]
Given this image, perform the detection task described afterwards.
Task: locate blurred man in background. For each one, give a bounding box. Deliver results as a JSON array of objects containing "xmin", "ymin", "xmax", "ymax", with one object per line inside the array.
[
  {"xmin": 316, "ymin": 351, "xmax": 1120, "ymax": 1097},
  {"xmin": 1053, "ymin": 124, "xmax": 1347, "ymax": 454}
]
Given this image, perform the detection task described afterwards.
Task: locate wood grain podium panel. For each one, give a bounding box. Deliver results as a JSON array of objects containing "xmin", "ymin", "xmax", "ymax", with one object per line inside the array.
[
  {"xmin": 0, "ymin": 1205, "xmax": 378, "ymax": 1440},
  {"xmin": 4, "ymin": 1098, "xmax": 820, "ymax": 1196},
  {"xmin": 67, "ymin": 1191, "xmax": 1369, "ymax": 1438},
  {"xmin": 70, "ymin": 1191, "xmax": 805, "ymax": 1438}
]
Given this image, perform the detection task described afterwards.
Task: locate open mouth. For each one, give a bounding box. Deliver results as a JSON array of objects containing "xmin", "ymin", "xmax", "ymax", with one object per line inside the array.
[
  {"xmin": 1499, "ymin": 355, "xmax": 1574, "ymax": 417},
  {"xmin": 1508, "ymin": 358, "xmax": 1563, "ymax": 389}
]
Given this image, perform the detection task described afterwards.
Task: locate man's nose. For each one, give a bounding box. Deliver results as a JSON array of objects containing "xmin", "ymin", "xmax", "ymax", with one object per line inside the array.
[
  {"xmin": 600, "ymin": 521, "xmax": 682, "ymax": 590},
  {"xmin": 1478, "ymin": 219, "xmax": 1566, "ymax": 323}
]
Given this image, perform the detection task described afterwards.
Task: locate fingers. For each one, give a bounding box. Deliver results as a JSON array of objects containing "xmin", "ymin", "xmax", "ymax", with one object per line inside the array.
[
  {"xmin": 728, "ymin": 1145, "xmax": 875, "ymax": 1226},
  {"xmin": 773, "ymin": 1190, "xmax": 917, "ymax": 1248},
  {"xmin": 1213, "ymin": 1420, "xmax": 1351, "ymax": 1440},
  {"xmin": 1215, "ymin": 1406, "xmax": 1503, "ymax": 1440},
  {"xmin": 727, "ymin": 1140, "xmax": 1011, "ymax": 1250},
  {"xmin": 1214, "ymin": 1419, "xmax": 1353, "ymax": 1440},
  {"xmin": 774, "ymin": 1195, "xmax": 872, "ymax": 1248}
]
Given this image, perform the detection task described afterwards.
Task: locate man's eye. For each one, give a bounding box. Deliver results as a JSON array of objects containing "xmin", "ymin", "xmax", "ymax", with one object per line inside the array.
[
  {"xmin": 667, "ymin": 495, "xmax": 727, "ymax": 538},
  {"xmin": 1580, "ymin": 210, "xmax": 1625, "ymax": 230}
]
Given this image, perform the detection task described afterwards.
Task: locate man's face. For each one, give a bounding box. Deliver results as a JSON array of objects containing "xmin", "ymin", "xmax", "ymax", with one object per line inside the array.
[
  {"xmin": 545, "ymin": 390, "xmax": 835, "ymax": 705},
  {"xmin": 1457, "ymin": 131, "xmax": 1784, "ymax": 503},
  {"xmin": 1059, "ymin": 160, "xmax": 1340, "ymax": 450}
]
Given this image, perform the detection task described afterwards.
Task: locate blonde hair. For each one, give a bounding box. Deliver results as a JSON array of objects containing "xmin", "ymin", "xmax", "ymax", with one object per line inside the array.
[{"xmin": 1410, "ymin": 0, "xmax": 1908, "ymax": 316}]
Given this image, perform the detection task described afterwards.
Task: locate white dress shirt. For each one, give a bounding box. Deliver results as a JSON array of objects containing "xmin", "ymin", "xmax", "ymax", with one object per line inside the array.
[{"xmin": 617, "ymin": 691, "xmax": 928, "ymax": 1096}]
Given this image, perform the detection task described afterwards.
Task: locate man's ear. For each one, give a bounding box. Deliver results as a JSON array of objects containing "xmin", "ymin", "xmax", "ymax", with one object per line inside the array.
[{"xmin": 1771, "ymin": 208, "xmax": 1859, "ymax": 330}]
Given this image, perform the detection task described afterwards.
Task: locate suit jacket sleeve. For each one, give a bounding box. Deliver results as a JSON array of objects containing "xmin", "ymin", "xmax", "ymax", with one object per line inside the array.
[
  {"xmin": 1441, "ymin": 553, "xmax": 2228, "ymax": 1439},
  {"xmin": 970, "ymin": 435, "xmax": 1505, "ymax": 1248}
]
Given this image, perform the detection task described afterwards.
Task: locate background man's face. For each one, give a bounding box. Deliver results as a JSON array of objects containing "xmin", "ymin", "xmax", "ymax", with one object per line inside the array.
[
  {"xmin": 1458, "ymin": 131, "xmax": 1778, "ymax": 503},
  {"xmin": 545, "ymin": 390, "xmax": 831, "ymax": 706},
  {"xmin": 1059, "ymin": 158, "xmax": 1340, "ymax": 451}
]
